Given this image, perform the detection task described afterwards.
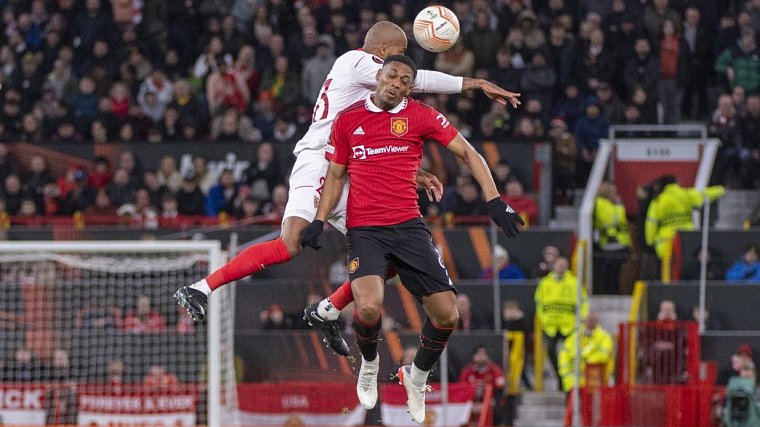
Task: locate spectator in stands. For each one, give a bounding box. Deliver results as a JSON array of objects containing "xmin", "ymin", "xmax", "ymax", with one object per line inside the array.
[
  {"xmin": 573, "ymin": 28, "xmax": 615, "ymax": 92},
  {"xmin": 206, "ymin": 55, "xmax": 249, "ymax": 116},
  {"xmin": 574, "ymin": 98, "xmax": 609, "ymax": 187},
  {"xmin": 192, "ymin": 157, "xmax": 216, "ymax": 195},
  {"xmin": 444, "ymin": 181, "xmax": 489, "ymax": 217},
  {"xmin": 301, "ymin": 35, "xmax": 335, "ymax": 102},
  {"xmin": 117, "ymin": 150, "xmax": 143, "ymax": 188},
  {"xmin": 459, "ymin": 345, "xmax": 506, "ymax": 426},
  {"xmin": 726, "ymin": 245, "xmax": 760, "ymax": 283},
  {"xmin": 680, "ymin": 7, "xmax": 712, "ymax": 120},
  {"xmin": 493, "ymin": 162, "xmax": 518, "ymax": 193},
  {"xmin": 480, "ymin": 245, "xmax": 527, "ymax": 281},
  {"xmin": 502, "ymin": 179, "xmax": 538, "ymax": 226},
  {"xmin": 718, "ymin": 344, "xmax": 755, "ymax": 385},
  {"xmin": 244, "ymin": 142, "xmax": 280, "ymax": 202},
  {"xmin": 106, "ymin": 168, "xmax": 137, "ymax": 208},
  {"xmin": 457, "ymin": 294, "xmax": 489, "ymax": 331},
  {"xmin": 692, "ymin": 306, "xmax": 720, "ymax": 331},
  {"xmin": 502, "ymin": 299, "xmax": 532, "ymax": 391},
  {"xmin": 176, "ymin": 176, "xmax": 206, "ymax": 216},
  {"xmin": 234, "ymin": 45, "xmax": 261, "ymax": 97},
  {"xmin": 76, "ymin": 303, "xmax": 122, "ymax": 329},
  {"xmin": 645, "ymin": 175, "xmax": 725, "ymax": 260},
  {"xmin": 11, "ymin": 346, "xmax": 39, "ymax": 382},
  {"xmin": 205, "ymin": 169, "xmax": 238, "ymax": 216},
  {"xmin": 260, "ymin": 55, "xmax": 300, "ymax": 110},
  {"xmin": 25, "ymin": 155, "xmax": 54, "ymax": 211},
  {"xmin": 211, "ymin": 107, "xmax": 262, "ymax": 143},
  {"xmin": 0, "ymin": 144, "xmax": 17, "ymax": 186},
  {"xmin": 595, "ymin": 81, "xmax": 624, "ymax": 123},
  {"xmin": 156, "ymin": 156, "xmax": 182, "ymax": 194},
  {"xmin": 534, "ymin": 245, "xmax": 561, "ymax": 278},
  {"xmin": 260, "ymin": 304, "xmax": 293, "ymax": 329},
  {"xmin": 558, "ymin": 312, "xmax": 613, "ymax": 393},
  {"xmin": 715, "ymin": 30, "xmax": 760, "ymax": 93},
  {"xmin": 535, "ymin": 257, "xmax": 588, "ymax": 388},
  {"xmin": 521, "ymin": 52, "xmax": 556, "ymax": 115},
  {"xmin": 143, "ymin": 365, "xmax": 178, "ymax": 393},
  {"xmin": 261, "ymin": 183, "xmax": 288, "ymax": 218},
  {"xmin": 123, "ymin": 294, "xmax": 166, "ymax": 333},
  {"xmin": 722, "ymin": 360, "xmax": 760, "ymax": 427},
  {"xmin": 657, "ymin": 19, "xmax": 684, "ymax": 125},
  {"xmin": 434, "ymin": 40, "xmax": 475, "ymax": 78},
  {"xmin": 169, "ymin": 80, "xmax": 205, "ymax": 128},
  {"xmin": 236, "ymin": 196, "xmax": 261, "ymax": 221},
  {"xmin": 3, "ymin": 173, "xmax": 30, "ymax": 215},
  {"xmin": 84, "ymin": 189, "xmax": 117, "ymax": 217},
  {"xmin": 107, "ymin": 359, "xmax": 124, "ymax": 391},
  {"xmin": 593, "ymin": 182, "xmax": 631, "ymax": 294},
  {"xmin": 681, "ymin": 246, "xmax": 726, "ymax": 281},
  {"xmin": 479, "ymin": 101, "xmax": 513, "ymax": 140},
  {"xmin": 645, "ymin": 299, "xmax": 688, "ymax": 384},
  {"xmin": 710, "ymin": 94, "xmax": 752, "ymax": 188},
  {"xmin": 142, "ymin": 171, "xmax": 169, "ymax": 209}
]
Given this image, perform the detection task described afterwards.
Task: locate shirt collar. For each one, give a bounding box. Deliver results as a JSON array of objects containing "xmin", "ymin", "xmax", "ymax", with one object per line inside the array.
[{"xmin": 365, "ymin": 94, "xmax": 408, "ymax": 114}]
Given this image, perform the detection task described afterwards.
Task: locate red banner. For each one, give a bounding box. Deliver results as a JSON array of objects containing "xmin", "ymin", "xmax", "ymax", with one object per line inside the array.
[
  {"xmin": 76, "ymin": 386, "xmax": 197, "ymax": 427},
  {"xmin": 0, "ymin": 384, "xmax": 47, "ymax": 425},
  {"xmin": 236, "ymin": 382, "xmax": 365, "ymax": 426}
]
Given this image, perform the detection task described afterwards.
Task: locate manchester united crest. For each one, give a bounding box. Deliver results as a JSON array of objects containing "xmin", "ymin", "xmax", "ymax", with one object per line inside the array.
[
  {"xmin": 391, "ymin": 117, "xmax": 408, "ymax": 137},
  {"xmin": 349, "ymin": 257, "xmax": 359, "ymax": 273}
]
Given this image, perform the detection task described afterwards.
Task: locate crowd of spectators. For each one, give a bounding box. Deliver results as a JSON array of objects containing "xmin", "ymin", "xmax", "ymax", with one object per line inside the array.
[{"xmin": 0, "ymin": 0, "xmax": 759, "ymax": 224}]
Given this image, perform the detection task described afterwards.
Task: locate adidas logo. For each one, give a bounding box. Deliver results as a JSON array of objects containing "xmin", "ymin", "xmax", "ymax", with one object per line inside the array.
[{"xmin": 353, "ymin": 126, "xmax": 365, "ymax": 135}]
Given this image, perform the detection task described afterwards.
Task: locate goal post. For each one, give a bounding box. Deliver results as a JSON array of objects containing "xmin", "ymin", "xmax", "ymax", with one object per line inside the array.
[{"xmin": 0, "ymin": 240, "xmax": 234, "ymax": 427}]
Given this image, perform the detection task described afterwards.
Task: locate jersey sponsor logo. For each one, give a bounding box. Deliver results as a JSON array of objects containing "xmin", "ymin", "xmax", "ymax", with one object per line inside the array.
[
  {"xmin": 349, "ymin": 257, "xmax": 360, "ymax": 273},
  {"xmin": 352, "ymin": 144, "xmax": 410, "ymax": 159},
  {"xmin": 391, "ymin": 117, "xmax": 408, "ymax": 137},
  {"xmin": 353, "ymin": 126, "xmax": 365, "ymax": 135}
]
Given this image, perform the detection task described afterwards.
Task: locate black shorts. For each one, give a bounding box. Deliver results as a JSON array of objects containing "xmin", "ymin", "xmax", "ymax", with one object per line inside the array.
[{"xmin": 347, "ymin": 217, "xmax": 456, "ymax": 300}]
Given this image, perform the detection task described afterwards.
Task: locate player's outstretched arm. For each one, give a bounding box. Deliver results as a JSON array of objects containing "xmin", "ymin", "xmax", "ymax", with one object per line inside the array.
[
  {"xmin": 300, "ymin": 161, "xmax": 347, "ymax": 250},
  {"xmin": 446, "ymin": 133, "xmax": 524, "ymax": 238},
  {"xmin": 414, "ymin": 70, "xmax": 521, "ymax": 108}
]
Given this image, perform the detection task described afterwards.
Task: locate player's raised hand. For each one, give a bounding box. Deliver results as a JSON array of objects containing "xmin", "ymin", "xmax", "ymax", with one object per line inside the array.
[
  {"xmin": 415, "ymin": 170, "xmax": 443, "ymax": 202},
  {"xmin": 487, "ymin": 198, "xmax": 524, "ymax": 238},
  {"xmin": 300, "ymin": 220, "xmax": 325, "ymax": 250},
  {"xmin": 479, "ymin": 80, "xmax": 521, "ymax": 109}
]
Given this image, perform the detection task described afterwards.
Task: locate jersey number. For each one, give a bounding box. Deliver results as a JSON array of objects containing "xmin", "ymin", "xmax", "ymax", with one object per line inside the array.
[{"xmin": 312, "ymin": 78, "xmax": 332, "ymax": 123}]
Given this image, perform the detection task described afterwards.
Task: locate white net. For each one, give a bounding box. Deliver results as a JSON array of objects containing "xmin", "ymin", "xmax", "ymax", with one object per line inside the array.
[{"xmin": 0, "ymin": 241, "xmax": 234, "ymax": 427}]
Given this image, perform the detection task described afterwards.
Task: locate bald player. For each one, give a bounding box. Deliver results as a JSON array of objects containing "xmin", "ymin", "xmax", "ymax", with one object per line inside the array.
[{"xmin": 175, "ymin": 21, "xmax": 520, "ymax": 353}]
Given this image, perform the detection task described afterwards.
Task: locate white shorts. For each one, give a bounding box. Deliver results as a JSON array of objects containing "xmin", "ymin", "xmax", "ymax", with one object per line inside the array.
[{"xmin": 283, "ymin": 148, "xmax": 349, "ymax": 234}]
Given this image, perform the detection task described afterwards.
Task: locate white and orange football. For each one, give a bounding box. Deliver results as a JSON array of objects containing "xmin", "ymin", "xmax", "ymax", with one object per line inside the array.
[{"xmin": 412, "ymin": 5, "xmax": 460, "ymax": 53}]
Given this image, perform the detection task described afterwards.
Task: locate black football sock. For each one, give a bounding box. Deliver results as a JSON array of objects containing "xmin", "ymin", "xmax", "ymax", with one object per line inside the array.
[
  {"xmin": 354, "ymin": 310, "xmax": 381, "ymax": 362},
  {"xmin": 414, "ymin": 318, "xmax": 454, "ymax": 371}
]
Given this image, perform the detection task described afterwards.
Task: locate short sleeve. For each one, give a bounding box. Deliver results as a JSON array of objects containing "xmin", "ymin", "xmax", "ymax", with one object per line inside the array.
[
  {"xmin": 421, "ymin": 106, "xmax": 459, "ymax": 146},
  {"xmin": 326, "ymin": 115, "xmax": 350, "ymax": 165},
  {"xmin": 351, "ymin": 54, "xmax": 383, "ymax": 89}
]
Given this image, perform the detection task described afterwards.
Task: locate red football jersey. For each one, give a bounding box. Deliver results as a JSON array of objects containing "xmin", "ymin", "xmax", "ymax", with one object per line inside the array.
[{"xmin": 327, "ymin": 95, "xmax": 458, "ymax": 228}]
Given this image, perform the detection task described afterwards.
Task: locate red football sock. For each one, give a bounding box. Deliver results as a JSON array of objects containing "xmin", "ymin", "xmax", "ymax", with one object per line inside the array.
[
  {"xmin": 206, "ymin": 238, "xmax": 291, "ymax": 290},
  {"xmin": 329, "ymin": 279, "xmax": 355, "ymax": 310}
]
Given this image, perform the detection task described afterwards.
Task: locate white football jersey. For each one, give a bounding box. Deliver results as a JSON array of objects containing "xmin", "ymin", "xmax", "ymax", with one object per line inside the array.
[{"xmin": 293, "ymin": 49, "xmax": 463, "ymax": 154}]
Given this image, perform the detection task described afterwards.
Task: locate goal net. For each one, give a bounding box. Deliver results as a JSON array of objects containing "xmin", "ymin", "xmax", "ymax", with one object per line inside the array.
[{"xmin": 0, "ymin": 241, "xmax": 235, "ymax": 427}]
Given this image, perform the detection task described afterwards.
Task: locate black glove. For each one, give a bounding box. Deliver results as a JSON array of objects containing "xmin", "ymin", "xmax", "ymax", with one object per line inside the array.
[
  {"xmin": 301, "ymin": 220, "xmax": 325, "ymax": 250},
  {"xmin": 487, "ymin": 198, "xmax": 524, "ymax": 238}
]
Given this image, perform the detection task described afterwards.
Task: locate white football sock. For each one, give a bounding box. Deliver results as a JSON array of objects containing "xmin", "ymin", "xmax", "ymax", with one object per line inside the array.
[
  {"xmin": 317, "ymin": 298, "xmax": 340, "ymax": 320},
  {"xmin": 410, "ymin": 363, "xmax": 430, "ymax": 387},
  {"xmin": 189, "ymin": 279, "xmax": 211, "ymax": 295}
]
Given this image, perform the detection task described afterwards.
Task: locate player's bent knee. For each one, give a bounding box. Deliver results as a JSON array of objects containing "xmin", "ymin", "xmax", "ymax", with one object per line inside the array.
[
  {"xmin": 279, "ymin": 233, "xmax": 303, "ymax": 258},
  {"xmin": 432, "ymin": 309, "xmax": 459, "ymax": 329},
  {"xmin": 356, "ymin": 303, "xmax": 382, "ymax": 324}
]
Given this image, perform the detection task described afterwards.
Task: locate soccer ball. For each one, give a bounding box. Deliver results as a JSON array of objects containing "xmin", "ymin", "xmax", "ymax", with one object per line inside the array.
[{"xmin": 413, "ymin": 6, "xmax": 461, "ymax": 53}]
